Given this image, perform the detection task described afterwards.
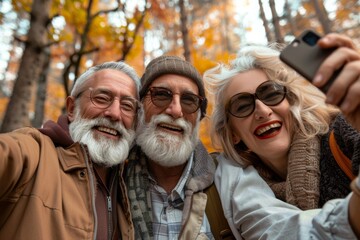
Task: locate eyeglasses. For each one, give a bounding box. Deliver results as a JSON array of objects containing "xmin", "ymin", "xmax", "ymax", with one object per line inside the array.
[
  {"xmin": 147, "ymin": 87, "xmax": 203, "ymax": 114},
  {"xmin": 227, "ymin": 80, "xmax": 287, "ymax": 118},
  {"xmin": 76, "ymin": 88, "xmax": 139, "ymax": 117}
]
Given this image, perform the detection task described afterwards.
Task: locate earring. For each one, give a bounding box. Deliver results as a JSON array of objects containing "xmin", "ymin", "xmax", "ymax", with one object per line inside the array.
[{"xmin": 232, "ymin": 135, "xmax": 240, "ymax": 144}]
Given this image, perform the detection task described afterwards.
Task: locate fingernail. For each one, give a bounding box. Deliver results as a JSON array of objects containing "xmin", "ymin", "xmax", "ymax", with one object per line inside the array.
[
  {"xmin": 321, "ymin": 37, "xmax": 330, "ymax": 43},
  {"xmin": 313, "ymin": 74, "xmax": 322, "ymax": 84}
]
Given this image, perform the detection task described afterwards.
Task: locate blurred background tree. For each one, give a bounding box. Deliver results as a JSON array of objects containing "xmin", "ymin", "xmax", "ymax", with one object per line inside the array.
[{"xmin": 0, "ymin": 0, "xmax": 359, "ymax": 151}]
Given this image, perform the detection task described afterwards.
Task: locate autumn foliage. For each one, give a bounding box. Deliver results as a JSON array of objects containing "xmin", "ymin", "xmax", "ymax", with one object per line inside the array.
[{"xmin": 1, "ymin": 0, "xmax": 359, "ymax": 150}]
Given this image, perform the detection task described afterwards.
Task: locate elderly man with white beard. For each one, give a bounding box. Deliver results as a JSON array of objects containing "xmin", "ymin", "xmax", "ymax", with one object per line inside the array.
[
  {"xmin": 0, "ymin": 61, "xmax": 140, "ymax": 239},
  {"xmin": 125, "ymin": 56, "xmax": 217, "ymax": 239}
]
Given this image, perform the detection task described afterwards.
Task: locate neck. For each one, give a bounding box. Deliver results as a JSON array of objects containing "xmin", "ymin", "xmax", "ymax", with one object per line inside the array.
[
  {"xmin": 273, "ymin": 164, "xmax": 287, "ymax": 180},
  {"xmin": 148, "ymin": 160, "xmax": 187, "ymax": 194},
  {"xmin": 262, "ymin": 155, "xmax": 288, "ymax": 180}
]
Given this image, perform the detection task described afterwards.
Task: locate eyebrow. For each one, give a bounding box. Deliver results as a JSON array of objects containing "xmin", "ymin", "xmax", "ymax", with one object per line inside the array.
[
  {"xmin": 93, "ymin": 87, "xmax": 137, "ymax": 99},
  {"xmin": 151, "ymin": 86, "xmax": 198, "ymax": 95}
]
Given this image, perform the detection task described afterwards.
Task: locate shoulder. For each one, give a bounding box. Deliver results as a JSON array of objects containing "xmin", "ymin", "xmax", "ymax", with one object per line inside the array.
[
  {"xmin": 214, "ymin": 153, "xmax": 272, "ymax": 192},
  {"xmin": 1, "ymin": 127, "xmax": 46, "ymax": 143},
  {"xmin": 214, "ymin": 153, "xmax": 249, "ymax": 189},
  {"xmin": 215, "ymin": 153, "xmax": 244, "ymax": 172},
  {"xmin": 13, "ymin": 126, "xmax": 41, "ymax": 134},
  {"xmin": 329, "ymin": 114, "xmax": 360, "ymax": 158},
  {"xmin": 331, "ymin": 114, "xmax": 359, "ymax": 138},
  {"xmin": 192, "ymin": 141, "xmax": 216, "ymax": 173}
]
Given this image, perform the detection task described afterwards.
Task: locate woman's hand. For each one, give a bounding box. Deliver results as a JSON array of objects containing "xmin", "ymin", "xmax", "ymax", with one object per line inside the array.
[{"xmin": 315, "ymin": 33, "xmax": 360, "ymax": 131}]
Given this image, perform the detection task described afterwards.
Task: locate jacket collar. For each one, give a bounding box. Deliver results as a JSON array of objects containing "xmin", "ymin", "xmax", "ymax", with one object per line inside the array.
[
  {"xmin": 38, "ymin": 114, "xmax": 74, "ymax": 147},
  {"xmin": 186, "ymin": 141, "xmax": 216, "ymax": 192}
]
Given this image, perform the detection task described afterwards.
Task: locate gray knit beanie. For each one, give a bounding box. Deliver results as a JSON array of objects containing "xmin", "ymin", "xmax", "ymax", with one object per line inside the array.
[{"xmin": 140, "ymin": 55, "xmax": 207, "ymax": 119}]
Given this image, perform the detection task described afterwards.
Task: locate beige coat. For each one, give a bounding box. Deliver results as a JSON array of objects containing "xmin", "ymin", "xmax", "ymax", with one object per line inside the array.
[{"xmin": 0, "ymin": 127, "xmax": 134, "ymax": 239}]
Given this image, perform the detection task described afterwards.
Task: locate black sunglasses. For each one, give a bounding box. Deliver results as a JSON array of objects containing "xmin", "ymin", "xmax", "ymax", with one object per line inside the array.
[
  {"xmin": 227, "ymin": 80, "xmax": 287, "ymax": 118},
  {"xmin": 147, "ymin": 87, "xmax": 203, "ymax": 114}
]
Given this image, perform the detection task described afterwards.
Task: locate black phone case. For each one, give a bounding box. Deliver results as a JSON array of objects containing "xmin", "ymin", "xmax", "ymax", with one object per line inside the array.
[{"xmin": 279, "ymin": 30, "xmax": 339, "ymax": 93}]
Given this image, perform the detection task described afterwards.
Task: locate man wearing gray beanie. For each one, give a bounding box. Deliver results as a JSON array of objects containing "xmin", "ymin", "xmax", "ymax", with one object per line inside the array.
[
  {"xmin": 139, "ymin": 55, "xmax": 208, "ymax": 119},
  {"xmin": 125, "ymin": 55, "xmax": 221, "ymax": 239}
]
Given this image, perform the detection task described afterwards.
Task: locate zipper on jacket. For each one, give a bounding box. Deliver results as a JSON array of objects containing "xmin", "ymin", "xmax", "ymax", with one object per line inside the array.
[
  {"xmin": 90, "ymin": 153, "xmax": 119, "ymax": 240},
  {"xmin": 107, "ymin": 195, "xmax": 112, "ymax": 212},
  {"xmin": 99, "ymin": 169, "xmax": 117, "ymax": 240},
  {"xmin": 93, "ymin": 175, "xmax": 115, "ymax": 240},
  {"xmin": 107, "ymin": 195, "xmax": 113, "ymax": 239}
]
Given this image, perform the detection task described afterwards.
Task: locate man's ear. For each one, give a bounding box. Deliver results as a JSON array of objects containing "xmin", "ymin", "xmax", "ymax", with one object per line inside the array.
[{"xmin": 66, "ymin": 96, "xmax": 76, "ymax": 122}]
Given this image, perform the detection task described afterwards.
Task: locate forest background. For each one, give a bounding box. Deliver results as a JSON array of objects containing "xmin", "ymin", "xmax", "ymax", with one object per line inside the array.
[{"xmin": 0, "ymin": 0, "xmax": 359, "ymax": 151}]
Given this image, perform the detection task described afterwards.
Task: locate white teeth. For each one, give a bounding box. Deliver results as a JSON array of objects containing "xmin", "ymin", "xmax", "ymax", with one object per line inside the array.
[
  {"xmin": 159, "ymin": 123, "xmax": 183, "ymax": 131},
  {"xmin": 256, "ymin": 122, "xmax": 281, "ymax": 135},
  {"xmin": 97, "ymin": 126, "xmax": 118, "ymax": 136}
]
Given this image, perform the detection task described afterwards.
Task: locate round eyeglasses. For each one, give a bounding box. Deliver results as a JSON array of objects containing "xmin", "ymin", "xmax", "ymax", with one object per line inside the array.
[
  {"xmin": 147, "ymin": 87, "xmax": 203, "ymax": 114},
  {"xmin": 227, "ymin": 80, "xmax": 287, "ymax": 118},
  {"xmin": 76, "ymin": 88, "xmax": 139, "ymax": 117}
]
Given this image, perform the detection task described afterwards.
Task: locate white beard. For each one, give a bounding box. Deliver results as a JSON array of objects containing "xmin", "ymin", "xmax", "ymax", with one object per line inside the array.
[
  {"xmin": 69, "ymin": 108, "xmax": 135, "ymax": 167},
  {"xmin": 136, "ymin": 111, "xmax": 200, "ymax": 167}
]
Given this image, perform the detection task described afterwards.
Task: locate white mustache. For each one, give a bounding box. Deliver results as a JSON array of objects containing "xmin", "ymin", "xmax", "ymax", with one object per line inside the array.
[
  {"xmin": 135, "ymin": 112, "xmax": 199, "ymax": 167},
  {"xmin": 69, "ymin": 108, "xmax": 135, "ymax": 167}
]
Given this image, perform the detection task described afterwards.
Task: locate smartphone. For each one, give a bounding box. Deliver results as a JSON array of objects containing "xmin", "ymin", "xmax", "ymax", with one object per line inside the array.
[{"xmin": 279, "ymin": 29, "xmax": 340, "ymax": 93}]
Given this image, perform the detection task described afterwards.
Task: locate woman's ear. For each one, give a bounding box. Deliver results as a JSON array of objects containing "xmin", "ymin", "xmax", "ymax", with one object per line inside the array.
[
  {"xmin": 232, "ymin": 133, "xmax": 241, "ymax": 144},
  {"xmin": 66, "ymin": 96, "xmax": 76, "ymax": 122}
]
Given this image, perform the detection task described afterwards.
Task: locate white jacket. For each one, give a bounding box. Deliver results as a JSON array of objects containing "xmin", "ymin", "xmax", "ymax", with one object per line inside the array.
[{"xmin": 215, "ymin": 153, "xmax": 356, "ymax": 239}]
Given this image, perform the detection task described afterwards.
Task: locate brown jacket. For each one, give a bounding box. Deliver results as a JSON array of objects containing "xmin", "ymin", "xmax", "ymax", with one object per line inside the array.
[{"xmin": 0, "ymin": 124, "xmax": 134, "ymax": 239}]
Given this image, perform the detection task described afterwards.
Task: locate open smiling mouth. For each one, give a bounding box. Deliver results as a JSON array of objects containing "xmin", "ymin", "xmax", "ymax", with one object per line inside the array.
[
  {"xmin": 158, "ymin": 123, "xmax": 184, "ymax": 134},
  {"xmin": 254, "ymin": 122, "xmax": 282, "ymax": 138},
  {"xmin": 95, "ymin": 126, "xmax": 120, "ymax": 137}
]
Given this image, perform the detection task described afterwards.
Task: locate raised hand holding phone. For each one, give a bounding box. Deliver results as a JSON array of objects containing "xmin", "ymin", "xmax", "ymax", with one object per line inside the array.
[
  {"xmin": 279, "ymin": 30, "xmax": 340, "ymax": 93},
  {"xmin": 281, "ymin": 30, "xmax": 360, "ymax": 131}
]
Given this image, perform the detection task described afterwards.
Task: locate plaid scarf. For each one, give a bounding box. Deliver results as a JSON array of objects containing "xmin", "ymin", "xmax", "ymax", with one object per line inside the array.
[
  {"xmin": 126, "ymin": 146, "xmax": 153, "ymax": 239},
  {"xmin": 126, "ymin": 143, "xmax": 215, "ymax": 239}
]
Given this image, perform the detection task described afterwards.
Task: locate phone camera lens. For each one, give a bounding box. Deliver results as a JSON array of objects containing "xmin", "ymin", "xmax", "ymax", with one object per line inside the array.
[{"xmin": 302, "ymin": 32, "xmax": 320, "ymax": 46}]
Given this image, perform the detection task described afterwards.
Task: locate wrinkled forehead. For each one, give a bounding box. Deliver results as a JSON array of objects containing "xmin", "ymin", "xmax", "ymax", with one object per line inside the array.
[
  {"xmin": 225, "ymin": 70, "xmax": 268, "ymax": 100},
  {"xmin": 86, "ymin": 69, "xmax": 138, "ymax": 97},
  {"xmin": 149, "ymin": 74, "xmax": 199, "ymax": 94}
]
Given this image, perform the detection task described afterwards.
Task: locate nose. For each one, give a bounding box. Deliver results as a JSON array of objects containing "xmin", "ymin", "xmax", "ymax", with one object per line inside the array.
[
  {"xmin": 253, "ymin": 99, "xmax": 272, "ymax": 120},
  {"xmin": 103, "ymin": 98, "xmax": 122, "ymax": 121},
  {"xmin": 164, "ymin": 94, "xmax": 183, "ymax": 119}
]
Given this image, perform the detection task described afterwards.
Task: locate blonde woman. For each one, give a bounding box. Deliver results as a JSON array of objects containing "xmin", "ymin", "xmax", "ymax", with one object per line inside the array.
[{"xmin": 205, "ymin": 33, "xmax": 360, "ymax": 239}]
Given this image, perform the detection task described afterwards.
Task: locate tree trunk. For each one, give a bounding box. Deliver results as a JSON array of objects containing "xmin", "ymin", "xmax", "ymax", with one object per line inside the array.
[
  {"xmin": 258, "ymin": 0, "xmax": 272, "ymax": 43},
  {"xmin": 61, "ymin": 0, "xmax": 96, "ymax": 97},
  {"xmin": 32, "ymin": 49, "xmax": 51, "ymax": 128},
  {"xmin": 119, "ymin": 4, "xmax": 147, "ymax": 61},
  {"xmin": 310, "ymin": 0, "xmax": 332, "ymax": 33},
  {"xmin": 222, "ymin": 0, "xmax": 232, "ymax": 52},
  {"xmin": 62, "ymin": 0, "xmax": 125, "ymax": 95},
  {"xmin": 269, "ymin": 0, "xmax": 284, "ymax": 43},
  {"xmin": 0, "ymin": 0, "xmax": 51, "ymax": 133},
  {"xmin": 179, "ymin": 0, "xmax": 191, "ymax": 62},
  {"xmin": 284, "ymin": 0, "xmax": 296, "ymax": 36}
]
